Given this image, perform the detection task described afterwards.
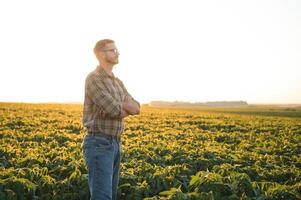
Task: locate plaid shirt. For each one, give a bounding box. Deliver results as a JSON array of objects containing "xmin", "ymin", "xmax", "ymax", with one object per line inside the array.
[{"xmin": 83, "ymin": 65, "xmax": 138, "ymax": 137}]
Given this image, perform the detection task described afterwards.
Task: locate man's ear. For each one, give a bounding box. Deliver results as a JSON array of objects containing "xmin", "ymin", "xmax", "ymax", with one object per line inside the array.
[
  {"xmin": 95, "ymin": 51, "xmax": 102, "ymax": 61},
  {"xmin": 96, "ymin": 52, "xmax": 101, "ymax": 61}
]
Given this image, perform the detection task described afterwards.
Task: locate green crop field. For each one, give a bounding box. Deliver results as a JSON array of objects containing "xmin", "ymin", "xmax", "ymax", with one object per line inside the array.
[{"xmin": 0, "ymin": 102, "xmax": 300, "ymax": 200}]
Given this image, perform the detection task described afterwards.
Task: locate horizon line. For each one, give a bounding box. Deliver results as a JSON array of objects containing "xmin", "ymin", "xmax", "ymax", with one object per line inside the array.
[{"xmin": 1, "ymin": 100, "xmax": 301, "ymax": 106}]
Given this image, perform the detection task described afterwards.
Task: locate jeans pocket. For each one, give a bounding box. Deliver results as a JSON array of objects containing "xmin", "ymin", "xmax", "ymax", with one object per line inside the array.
[
  {"xmin": 94, "ymin": 136, "xmax": 112, "ymax": 149},
  {"xmin": 83, "ymin": 145, "xmax": 92, "ymax": 167}
]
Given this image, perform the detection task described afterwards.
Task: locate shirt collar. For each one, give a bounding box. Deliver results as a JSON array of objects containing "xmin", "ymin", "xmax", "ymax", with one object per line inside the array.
[{"xmin": 96, "ymin": 65, "xmax": 116, "ymax": 79}]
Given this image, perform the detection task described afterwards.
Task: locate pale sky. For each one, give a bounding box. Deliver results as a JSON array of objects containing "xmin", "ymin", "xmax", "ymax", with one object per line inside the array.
[{"xmin": 0, "ymin": 0, "xmax": 300, "ymax": 104}]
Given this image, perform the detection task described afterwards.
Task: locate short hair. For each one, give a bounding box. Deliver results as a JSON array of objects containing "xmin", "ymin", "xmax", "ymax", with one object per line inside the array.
[{"xmin": 93, "ymin": 39, "xmax": 115, "ymax": 55}]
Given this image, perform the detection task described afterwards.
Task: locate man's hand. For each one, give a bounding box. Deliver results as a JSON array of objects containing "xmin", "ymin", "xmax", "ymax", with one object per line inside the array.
[
  {"xmin": 120, "ymin": 109, "xmax": 130, "ymax": 118},
  {"xmin": 100, "ymin": 110, "xmax": 107, "ymax": 118},
  {"xmin": 100, "ymin": 96, "xmax": 140, "ymax": 119},
  {"xmin": 122, "ymin": 96, "xmax": 140, "ymax": 115}
]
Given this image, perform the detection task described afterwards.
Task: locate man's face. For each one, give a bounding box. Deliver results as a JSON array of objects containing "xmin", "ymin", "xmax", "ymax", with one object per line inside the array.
[{"xmin": 102, "ymin": 43, "xmax": 119, "ymax": 65}]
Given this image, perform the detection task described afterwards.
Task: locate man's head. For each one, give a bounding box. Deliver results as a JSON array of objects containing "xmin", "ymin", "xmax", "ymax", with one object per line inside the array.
[{"xmin": 94, "ymin": 39, "xmax": 119, "ymax": 65}]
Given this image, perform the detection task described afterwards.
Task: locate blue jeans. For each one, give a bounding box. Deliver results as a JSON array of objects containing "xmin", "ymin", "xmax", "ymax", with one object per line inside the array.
[{"xmin": 82, "ymin": 133, "xmax": 122, "ymax": 200}]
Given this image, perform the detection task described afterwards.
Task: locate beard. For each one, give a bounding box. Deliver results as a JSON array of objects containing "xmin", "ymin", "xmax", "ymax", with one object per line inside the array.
[{"xmin": 106, "ymin": 56, "xmax": 119, "ymax": 65}]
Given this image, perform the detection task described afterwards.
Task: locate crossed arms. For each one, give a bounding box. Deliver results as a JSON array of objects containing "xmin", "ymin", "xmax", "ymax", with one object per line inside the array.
[
  {"xmin": 120, "ymin": 95, "xmax": 140, "ymax": 118},
  {"xmin": 87, "ymin": 76, "xmax": 140, "ymax": 119}
]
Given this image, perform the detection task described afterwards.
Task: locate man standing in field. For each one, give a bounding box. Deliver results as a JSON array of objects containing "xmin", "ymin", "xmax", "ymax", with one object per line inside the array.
[{"xmin": 82, "ymin": 39, "xmax": 140, "ymax": 200}]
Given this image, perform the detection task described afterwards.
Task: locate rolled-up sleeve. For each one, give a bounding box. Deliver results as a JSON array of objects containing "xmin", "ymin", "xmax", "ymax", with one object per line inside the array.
[
  {"xmin": 86, "ymin": 76, "xmax": 122, "ymax": 118},
  {"xmin": 118, "ymin": 79, "xmax": 140, "ymax": 108}
]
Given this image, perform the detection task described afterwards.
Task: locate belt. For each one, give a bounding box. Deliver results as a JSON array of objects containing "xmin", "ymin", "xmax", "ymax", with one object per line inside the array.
[{"xmin": 88, "ymin": 131, "xmax": 121, "ymax": 141}]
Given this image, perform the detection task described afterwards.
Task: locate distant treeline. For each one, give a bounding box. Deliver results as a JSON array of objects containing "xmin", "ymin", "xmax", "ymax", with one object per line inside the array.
[{"xmin": 150, "ymin": 100, "xmax": 248, "ymax": 107}]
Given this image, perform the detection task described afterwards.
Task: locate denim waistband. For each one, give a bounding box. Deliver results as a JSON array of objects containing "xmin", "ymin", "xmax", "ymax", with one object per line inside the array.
[{"xmin": 88, "ymin": 131, "xmax": 121, "ymax": 141}]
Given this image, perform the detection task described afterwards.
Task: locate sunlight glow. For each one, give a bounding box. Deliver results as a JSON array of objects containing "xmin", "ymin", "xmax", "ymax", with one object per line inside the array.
[{"xmin": 0, "ymin": 0, "xmax": 300, "ymax": 104}]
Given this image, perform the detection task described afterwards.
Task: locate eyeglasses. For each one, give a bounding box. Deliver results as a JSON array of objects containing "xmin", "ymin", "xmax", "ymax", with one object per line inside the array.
[{"xmin": 102, "ymin": 49, "xmax": 119, "ymax": 54}]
